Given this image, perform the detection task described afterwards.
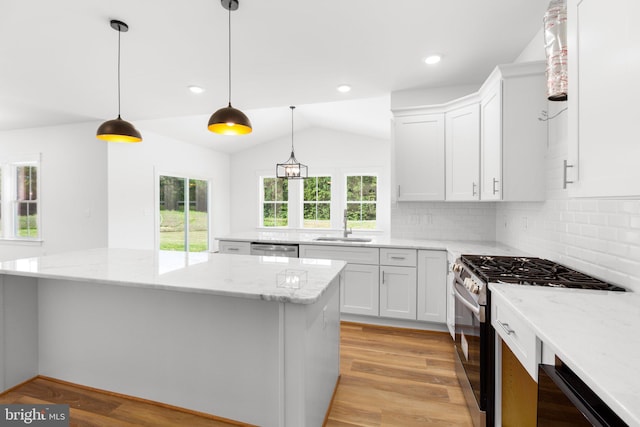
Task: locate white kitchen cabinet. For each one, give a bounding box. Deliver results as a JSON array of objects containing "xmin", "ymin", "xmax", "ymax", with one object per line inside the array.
[
  {"xmin": 299, "ymin": 245, "xmax": 380, "ymax": 316},
  {"xmin": 445, "ymin": 252, "xmax": 456, "ymax": 339},
  {"xmin": 379, "ymin": 266, "xmax": 417, "ymax": 320},
  {"xmin": 218, "ymin": 240, "xmax": 251, "ymax": 255},
  {"xmin": 446, "ymin": 102, "xmax": 480, "ymax": 201},
  {"xmin": 393, "ymin": 112, "xmax": 445, "ymax": 201},
  {"xmin": 416, "ymin": 250, "xmax": 447, "ymax": 323},
  {"xmin": 342, "ymin": 264, "xmax": 380, "ymax": 316},
  {"xmin": 566, "ymin": 0, "xmax": 640, "ymax": 198},
  {"xmin": 478, "ymin": 61, "xmax": 547, "ymax": 201}
]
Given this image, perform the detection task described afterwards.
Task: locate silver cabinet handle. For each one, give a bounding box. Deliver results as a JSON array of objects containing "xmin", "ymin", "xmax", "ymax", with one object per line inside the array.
[
  {"xmin": 472, "ymin": 182, "xmax": 478, "ymax": 196},
  {"xmin": 492, "ymin": 178, "xmax": 499, "ymax": 195},
  {"xmin": 381, "ymin": 271, "xmax": 386, "ymax": 284},
  {"xmin": 390, "ymin": 256, "xmax": 406, "ymax": 260},
  {"xmin": 497, "ymin": 321, "xmax": 515, "ymax": 335},
  {"xmin": 563, "ymin": 160, "xmax": 574, "ymax": 189},
  {"xmin": 227, "ymin": 247, "xmax": 239, "ymax": 251},
  {"xmin": 397, "ymin": 185, "xmax": 401, "ymax": 198}
]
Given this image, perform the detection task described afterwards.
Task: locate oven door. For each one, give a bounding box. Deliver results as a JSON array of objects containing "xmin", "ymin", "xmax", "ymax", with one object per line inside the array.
[
  {"xmin": 454, "ymin": 281, "xmax": 489, "ymax": 427},
  {"xmin": 538, "ymin": 362, "xmax": 627, "ymax": 426}
]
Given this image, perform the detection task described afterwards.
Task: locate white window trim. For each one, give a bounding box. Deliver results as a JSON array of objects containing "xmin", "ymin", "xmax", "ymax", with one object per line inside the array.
[
  {"xmin": 154, "ymin": 168, "xmax": 212, "ymax": 252},
  {"xmin": 258, "ymin": 175, "xmax": 294, "ymax": 229},
  {"xmin": 299, "ymin": 171, "xmax": 335, "ymax": 230},
  {"xmin": 344, "ymin": 172, "xmax": 380, "ymax": 231},
  {"xmin": 0, "ymin": 153, "xmax": 42, "ymax": 242}
]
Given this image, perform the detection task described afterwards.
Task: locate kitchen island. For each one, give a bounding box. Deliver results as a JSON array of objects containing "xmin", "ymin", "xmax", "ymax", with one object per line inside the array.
[{"xmin": 0, "ymin": 248, "xmax": 346, "ymax": 427}]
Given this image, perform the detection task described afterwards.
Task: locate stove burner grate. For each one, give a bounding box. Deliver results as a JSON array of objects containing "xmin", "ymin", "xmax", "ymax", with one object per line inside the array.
[{"xmin": 461, "ymin": 255, "xmax": 625, "ymax": 291}]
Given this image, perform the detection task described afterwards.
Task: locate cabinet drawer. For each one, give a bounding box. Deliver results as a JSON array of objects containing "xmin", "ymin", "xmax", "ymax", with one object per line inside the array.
[
  {"xmin": 379, "ymin": 248, "xmax": 417, "ymax": 267},
  {"xmin": 299, "ymin": 245, "xmax": 379, "ymax": 265},
  {"xmin": 492, "ymin": 292, "xmax": 541, "ymax": 381},
  {"xmin": 219, "ymin": 240, "xmax": 251, "ymax": 255}
]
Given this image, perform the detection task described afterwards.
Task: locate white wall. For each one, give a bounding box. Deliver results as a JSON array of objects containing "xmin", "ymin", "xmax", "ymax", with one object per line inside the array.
[
  {"xmin": 108, "ymin": 130, "xmax": 230, "ymax": 251},
  {"xmin": 0, "ymin": 122, "xmax": 108, "ymax": 260},
  {"xmin": 229, "ymin": 127, "xmax": 390, "ymax": 233}
]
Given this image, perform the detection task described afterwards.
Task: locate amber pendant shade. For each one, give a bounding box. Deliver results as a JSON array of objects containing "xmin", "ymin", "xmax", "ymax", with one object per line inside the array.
[
  {"xmin": 96, "ymin": 115, "xmax": 142, "ymax": 143},
  {"xmin": 207, "ymin": 103, "xmax": 252, "ymax": 135},
  {"xmin": 96, "ymin": 20, "xmax": 142, "ymax": 143}
]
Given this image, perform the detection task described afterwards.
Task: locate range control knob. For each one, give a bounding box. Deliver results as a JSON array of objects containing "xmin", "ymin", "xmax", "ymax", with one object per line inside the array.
[
  {"xmin": 463, "ymin": 277, "xmax": 481, "ymax": 294},
  {"xmin": 452, "ymin": 263, "xmax": 463, "ymax": 273}
]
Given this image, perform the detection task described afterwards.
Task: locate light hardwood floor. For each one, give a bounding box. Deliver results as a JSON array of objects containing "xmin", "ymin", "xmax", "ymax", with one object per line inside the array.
[{"xmin": 0, "ymin": 322, "xmax": 472, "ymax": 426}]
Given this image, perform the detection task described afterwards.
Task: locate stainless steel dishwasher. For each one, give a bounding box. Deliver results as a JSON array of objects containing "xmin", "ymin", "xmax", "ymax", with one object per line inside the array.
[{"xmin": 249, "ymin": 243, "xmax": 299, "ymax": 258}]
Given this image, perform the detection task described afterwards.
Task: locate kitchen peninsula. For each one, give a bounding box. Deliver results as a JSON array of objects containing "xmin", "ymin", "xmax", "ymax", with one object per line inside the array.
[{"xmin": 0, "ymin": 248, "xmax": 345, "ymax": 427}]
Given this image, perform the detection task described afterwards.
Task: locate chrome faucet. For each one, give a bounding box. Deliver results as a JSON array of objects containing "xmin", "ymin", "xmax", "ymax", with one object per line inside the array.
[{"xmin": 343, "ymin": 209, "xmax": 352, "ymax": 238}]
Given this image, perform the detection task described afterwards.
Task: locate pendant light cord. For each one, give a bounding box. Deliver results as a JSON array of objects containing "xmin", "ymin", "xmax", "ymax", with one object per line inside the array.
[
  {"xmin": 117, "ymin": 24, "xmax": 122, "ymax": 119},
  {"xmin": 228, "ymin": 2, "xmax": 232, "ymax": 106},
  {"xmin": 290, "ymin": 106, "xmax": 295, "ymax": 152}
]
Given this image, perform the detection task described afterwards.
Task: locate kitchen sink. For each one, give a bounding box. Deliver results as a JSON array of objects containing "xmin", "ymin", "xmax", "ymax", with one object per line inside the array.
[{"xmin": 313, "ymin": 237, "xmax": 372, "ymax": 243}]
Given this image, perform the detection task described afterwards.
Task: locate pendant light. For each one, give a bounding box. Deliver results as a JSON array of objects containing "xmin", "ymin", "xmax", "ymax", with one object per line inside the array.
[
  {"xmin": 208, "ymin": 0, "xmax": 252, "ymax": 135},
  {"xmin": 276, "ymin": 106, "xmax": 308, "ymax": 179},
  {"xmin": 96, "ymin": 20, "xmax": 142, "ymax": 143}
]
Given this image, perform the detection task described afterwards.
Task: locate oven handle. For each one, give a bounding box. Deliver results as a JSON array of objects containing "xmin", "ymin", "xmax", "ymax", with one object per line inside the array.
[{"xmin": 453, "ymin": 285, "xmax": 485, "ymax": 322}]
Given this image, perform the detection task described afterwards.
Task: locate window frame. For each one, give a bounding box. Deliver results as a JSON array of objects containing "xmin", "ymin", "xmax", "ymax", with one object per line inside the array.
[
  {"xmin": 301, "ymin": 174, "xmax": 333, "ymax": 229},
  {"xmin": 259, "ymin": 176, "xmax": 290, "ymax": 228},
  {"xmin": 345, "ymin": 173, "xmax": 378, "ymax": 231},
  {"xmin": 0, "ymin": 154, "xmax": 42, "ymax": 242},
  {"xmin": 156, "ymin": 171, "xmax": 212, "ymax": 253}
]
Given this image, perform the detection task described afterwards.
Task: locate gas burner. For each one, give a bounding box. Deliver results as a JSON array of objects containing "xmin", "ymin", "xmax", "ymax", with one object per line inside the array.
[{"xmin": 460, "ymin": 254, "xmax": 625, "ymax": 292}]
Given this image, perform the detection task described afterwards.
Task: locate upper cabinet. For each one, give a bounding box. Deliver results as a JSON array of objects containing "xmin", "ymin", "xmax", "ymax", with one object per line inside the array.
[
  {"xmin": 479, "ymin": 62, "xmax": 547, "ymax": 201},
  {"xmin": 392, "ymin": 60, "xmax": 547, "ymax": 202},
  {"xmin": 446, "ymin": 101, "xmax": 480, "ymax": 201},
  {"xmin": 393, "ymin": 112, "xmax": 445, "ymax": 201},
  {"xmin": 567, "ymin": 0, "xmax": 640, "ymax": 198}
]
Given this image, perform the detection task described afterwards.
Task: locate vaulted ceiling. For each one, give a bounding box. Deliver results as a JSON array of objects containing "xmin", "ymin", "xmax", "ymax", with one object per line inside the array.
[{"xmin": 0, "ymin": 0, "xmax": 549, "ymax": 152}]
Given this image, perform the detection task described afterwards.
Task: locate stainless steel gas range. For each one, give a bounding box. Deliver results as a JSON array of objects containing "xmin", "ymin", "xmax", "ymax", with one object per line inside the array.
[{"xmin": 451, "ymin": 255, "xmax": 626, "ymax": 427}]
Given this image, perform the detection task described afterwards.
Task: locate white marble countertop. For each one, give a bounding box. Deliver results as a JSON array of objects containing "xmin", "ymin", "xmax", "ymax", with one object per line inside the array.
[
  {"xmin": 489, "ymin": 283, "xmax": 640, "ymax": 426},
  {"xmin": 216, "ymin": 230, "xmax": 526, "ymax": 258},
  {"xmin": 0, "ymin": 248, "xmax": 346, "ymax": 304}
]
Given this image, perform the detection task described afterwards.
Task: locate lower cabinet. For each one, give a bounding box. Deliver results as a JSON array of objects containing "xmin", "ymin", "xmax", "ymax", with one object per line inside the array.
[
  {"xmin": 379, "ymin": 265, "xmax": 417, "ymax": 319},
  {"xmin": 300, "ymin": 244, "xmax": 448, "ymax": 325},
  {"xmin": 417, "ymin": 250, "xmax": 447, "ymax": 323},
  {"xmin": 341, "ymin": 263, "xmax": 380, "ymax": 316}
]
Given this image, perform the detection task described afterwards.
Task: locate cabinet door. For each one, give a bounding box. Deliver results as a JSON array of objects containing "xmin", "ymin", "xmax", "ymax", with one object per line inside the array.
[
  {"xmin": 567, "ymin": 0, "xmax": 640, "ymax": 197},
  {"xmin": 341, "ymin": 264, "xmax": 380, "ymax": 316},
  {"xmin": 379, "ymin": 266, "xmax": 417, "ymax": 320},
  {"xmin": 445, "ymin": 104, "xmax": 480, "ymax": 200},
  {"xmin": 480, "ymin": 81, "xmax": 502, "ymax": 201},
  {"xmin": 394, "ymin": 113, "xmax": 445, "ymax": 201},
  {"xmin": 446, "ymin": 254, "xmax": 455, "ymax": 339},
  {"xmin": 219, "ymin": 240, "xmax": 251, "ymax": 255},
  {"xmin": 417, "ymin": 250, "xmax": 447, "ymax": 323}
]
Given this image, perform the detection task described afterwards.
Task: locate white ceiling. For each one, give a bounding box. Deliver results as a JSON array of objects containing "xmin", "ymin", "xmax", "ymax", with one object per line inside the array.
[{"xmin": 0, "ymin": 0, "xmax": 549, "ymax": 153}]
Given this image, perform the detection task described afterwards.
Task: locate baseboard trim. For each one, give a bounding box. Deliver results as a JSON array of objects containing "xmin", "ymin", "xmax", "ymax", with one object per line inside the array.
[{"xmin": 0, "ymin": 375, "xmax": 39, "ymax": 397}]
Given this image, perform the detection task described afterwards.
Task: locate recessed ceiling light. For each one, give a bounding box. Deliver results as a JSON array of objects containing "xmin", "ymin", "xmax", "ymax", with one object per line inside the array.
[
  {"xmin": 188, "ymin": 85, "xmax": 205, "ymax": 94},
  {"xmin": 424, "ymin": 55, "xmax": 442, "ymax": 65},
  {"xmin": 337, "ymin": 84, "xmax": 351, "ymax": 93}
]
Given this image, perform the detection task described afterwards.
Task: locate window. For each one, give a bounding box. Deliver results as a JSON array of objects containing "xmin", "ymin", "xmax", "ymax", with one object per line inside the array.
[
  {"xmin": 262, "ymin": 177, "xmax": 288, "ymax": 227},
  {"xmin": 303, "ymin": 176, "xmax": 331, "ymax": 228},
  {"xmin": 15, "ymin": 165, "xmax": 38, "ymax": 238},
  {"xmin": 159, "ymin": 175, "xmax": 209, "ymax": 252},
  {"xmin": 0, "ymin": 157, "xmax": 40, "ymax": 240},
  {"xmin": 346, "ymin": 175, "xmax": 377, "ymax": 230}
]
